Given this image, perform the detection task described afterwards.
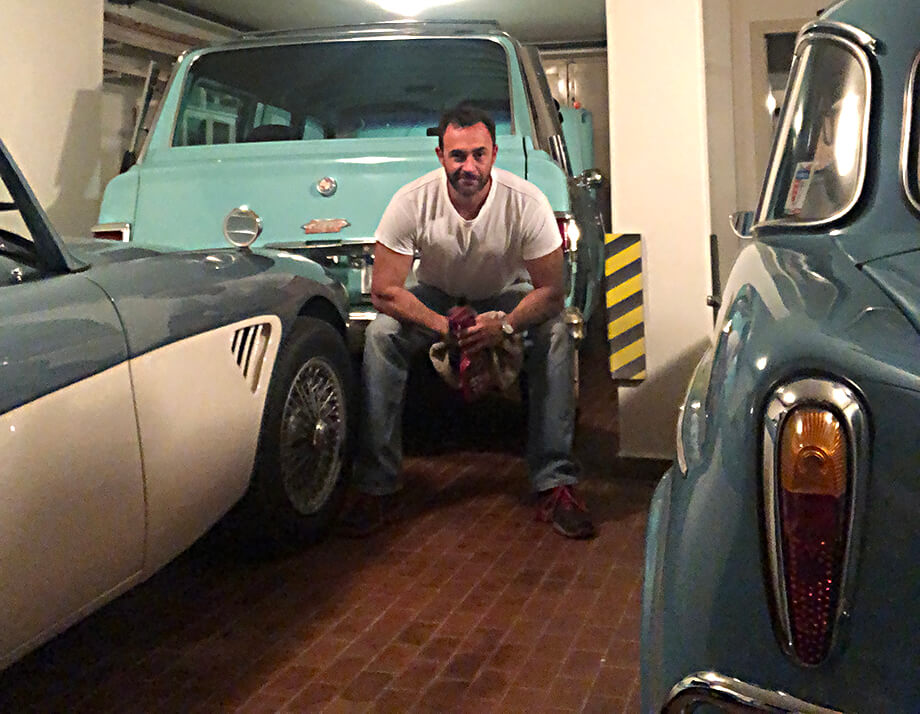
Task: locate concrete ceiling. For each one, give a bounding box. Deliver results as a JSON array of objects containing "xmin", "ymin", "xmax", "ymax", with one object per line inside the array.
[{"xmin": 154, "ymin": 0, "xmax": 606, "ymax": 45}]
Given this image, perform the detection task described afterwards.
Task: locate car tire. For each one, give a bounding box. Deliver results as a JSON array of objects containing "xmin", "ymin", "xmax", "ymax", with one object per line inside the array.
[{"xmin": 245, "ymin": 316, "xmax": 354, "ymax": 546}]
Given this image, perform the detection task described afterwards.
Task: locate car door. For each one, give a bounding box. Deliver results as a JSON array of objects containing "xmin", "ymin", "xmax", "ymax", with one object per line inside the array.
[{"xmin": 0, "ymin": 201, "xmax": 145, "ymax": 666}]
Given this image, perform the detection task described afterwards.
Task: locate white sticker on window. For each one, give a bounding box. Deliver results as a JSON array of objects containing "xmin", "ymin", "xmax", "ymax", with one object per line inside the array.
[{"xmin": 784, "ymin": 161, "xmax": 816, "ymax": 215}]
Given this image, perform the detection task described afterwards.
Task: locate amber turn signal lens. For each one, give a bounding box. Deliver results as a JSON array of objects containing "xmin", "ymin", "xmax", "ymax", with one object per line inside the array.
[{"xmin": 779, "ymin": 408, "xmax": 846, "ymax": 497}]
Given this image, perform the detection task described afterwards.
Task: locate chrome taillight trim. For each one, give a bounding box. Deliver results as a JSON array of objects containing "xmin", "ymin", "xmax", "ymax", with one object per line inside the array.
[
  {"xmin": 762, "ymin": 377, "xmax": 868, "ymax": 666},
  {"xmin": 662, "ymin": 671, "xmax": 843, "ymax": 713},
  {"xmin": 91, "ymin": 222, "xmax": 131, "ymax": 242}
]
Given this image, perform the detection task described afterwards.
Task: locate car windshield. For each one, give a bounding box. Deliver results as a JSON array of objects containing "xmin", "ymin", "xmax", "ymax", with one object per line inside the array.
[
  {"xmin": 173, "ymin": 38, "xmax": 512, "ymax": 146},
  {"xmin": 757, "ymin": 34, "xmax": 868, "ymax": 226}
]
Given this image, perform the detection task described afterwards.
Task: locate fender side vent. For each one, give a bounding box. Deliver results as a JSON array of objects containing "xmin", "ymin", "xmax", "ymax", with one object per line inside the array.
[{"xmin": 231, "ymin": 323, "xmax": 272, "ymax": 392}]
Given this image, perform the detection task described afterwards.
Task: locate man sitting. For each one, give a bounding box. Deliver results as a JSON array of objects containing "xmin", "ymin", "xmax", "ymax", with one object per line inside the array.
[{"xmin": 338, "ymin": 103, "xmax": 594, "ymax": 540}]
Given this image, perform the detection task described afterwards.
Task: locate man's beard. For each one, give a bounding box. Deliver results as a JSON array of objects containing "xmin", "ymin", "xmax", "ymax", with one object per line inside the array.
[{"xmin": 448, "ymin": 167, "xmax": 489, "ymax": 197}]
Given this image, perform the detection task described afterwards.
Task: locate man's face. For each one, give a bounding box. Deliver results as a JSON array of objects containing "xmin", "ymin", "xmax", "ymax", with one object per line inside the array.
[{"xmin": 436, "ymin": 122, "xmax": 498, "ymax": 198}]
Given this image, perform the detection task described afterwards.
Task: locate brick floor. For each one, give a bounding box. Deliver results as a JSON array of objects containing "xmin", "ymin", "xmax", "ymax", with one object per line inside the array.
[{"xmin": 0, "ymin": 317, "xmax": 663, "ymax": 713}]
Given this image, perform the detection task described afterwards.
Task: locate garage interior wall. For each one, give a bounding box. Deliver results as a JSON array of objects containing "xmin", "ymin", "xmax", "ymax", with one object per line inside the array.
[{"xmin": 2, "ymin": 0, "xmax": 103, "ymax": 238}]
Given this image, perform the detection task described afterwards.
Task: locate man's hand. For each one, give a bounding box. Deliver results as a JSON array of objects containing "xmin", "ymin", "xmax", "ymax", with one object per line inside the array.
[{"xmin": 457, "ymin": 312, "xmax": 505, "ymax": 354}]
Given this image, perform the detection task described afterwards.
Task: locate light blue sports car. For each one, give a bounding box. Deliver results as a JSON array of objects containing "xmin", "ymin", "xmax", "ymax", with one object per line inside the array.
[
  {"xmin": 642, "ymin": 1, "xmax": 920, "ymax": 711},
  {"xmin": 0, "ymin": 137, "xmax": 353, "ymax": 670}
]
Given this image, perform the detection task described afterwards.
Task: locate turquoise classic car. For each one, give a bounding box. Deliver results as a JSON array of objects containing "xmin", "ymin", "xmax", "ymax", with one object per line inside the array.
[
  {"xmin": 0, "ymin": 137, "xmax": 353, "ymax": 670},
  {"xmin": 642, "ymin": 1, "xmax": 920, "ymax": 711},
  {"xmin": 94, "ymin": 21, "xmax": 606, "ymax": 348}
]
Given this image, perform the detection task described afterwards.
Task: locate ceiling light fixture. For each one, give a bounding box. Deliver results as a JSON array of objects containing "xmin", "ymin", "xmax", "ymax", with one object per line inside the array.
[{"xmin": 371, "ymin": 0, "xmax": 461, "ymax": 18}]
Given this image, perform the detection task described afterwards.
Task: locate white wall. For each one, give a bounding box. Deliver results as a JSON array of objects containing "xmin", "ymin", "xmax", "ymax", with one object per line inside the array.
[
  {"xmin": 606, "ymin": 0, "xmax": 714, "ymax": 458},
  {"xmin": 1, "ymin": 0, "xmax": 103, "ymax": 238},
  {"xmin": 702, "ymin": 0, "xmax": 738, "ymax": 290}
]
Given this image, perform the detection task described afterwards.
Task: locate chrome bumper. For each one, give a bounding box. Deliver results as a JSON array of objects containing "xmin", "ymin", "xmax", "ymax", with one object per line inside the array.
[
  {"xmin": 346, "ymin": 309, "xmax": 376, "ymax": 353},
  {"xmin": 662, "ymin": 672, "xmax": 843, "ymax": 713}
]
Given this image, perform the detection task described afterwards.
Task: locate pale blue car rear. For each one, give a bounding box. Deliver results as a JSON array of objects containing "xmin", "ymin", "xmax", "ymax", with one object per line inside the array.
[{"xmin": 642, "ymin": 1, "xmax": 920, "ymax": 711}]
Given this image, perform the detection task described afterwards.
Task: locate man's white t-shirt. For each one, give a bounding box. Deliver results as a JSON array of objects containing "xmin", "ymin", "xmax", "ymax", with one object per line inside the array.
[{"xmin": 375, "ymin": 167, "xmax": 561, "ymax": 301}]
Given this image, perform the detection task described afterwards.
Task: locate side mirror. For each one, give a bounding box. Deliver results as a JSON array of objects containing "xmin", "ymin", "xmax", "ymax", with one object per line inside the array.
[
  {"xmin": 576, "ymin": 168, "xmax": 604, "ymax": 189},
  {"xmin": 730, "ymin": 210, "xmax": 754, "ymax": 239}
]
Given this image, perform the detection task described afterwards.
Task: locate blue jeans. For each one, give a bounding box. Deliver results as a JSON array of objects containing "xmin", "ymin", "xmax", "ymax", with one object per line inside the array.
[{"xmin": 354, "ymin": 283, "xmax": 578, "ymax": 495}]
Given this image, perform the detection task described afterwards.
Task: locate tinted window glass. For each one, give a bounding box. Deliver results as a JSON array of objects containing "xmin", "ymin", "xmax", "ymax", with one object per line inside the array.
[
  {"xmin": 173, "ymin": 39, "xmax": 512, "ymax": 146},
  {"xmin": 759, "ymin": 38, "xmax": 868, "ymax": 224}
]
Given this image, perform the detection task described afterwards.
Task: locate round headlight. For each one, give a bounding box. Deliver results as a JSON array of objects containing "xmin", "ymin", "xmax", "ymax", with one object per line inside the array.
[{"xmin": 223, "ymin": 206, "xmax": 262, "ymax": 248}]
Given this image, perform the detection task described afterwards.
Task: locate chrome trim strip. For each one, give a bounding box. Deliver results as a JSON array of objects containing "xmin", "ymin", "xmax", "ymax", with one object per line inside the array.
[
  {"xmin": 348, "ymin": 310, "xmax": 376, "ymax": 322},
  {"xmin": 900, "ymin": 52, "xmax": 920, "ymax": 215},
  {"xmin": 662, "ymin": 671, "xmax": 844, "ymax": 713},
  {"xmin": 138, "ymin": 57, "xmax": 183, "ymax": 164},
  {"xmin": 91, "ymin": 222, "xmax": 131, "ymax": 242},
  {"xmin": 519, "ymin": 44, "xmax": 570, "ymax": 173},
  {"xmin": 753, "ymin": 33, "xmax": 872, "ymax": 232},
  {"xmin": 237, "ymin": 20, "xmax": 506, "ymax": 45},
  {"xmin": 762, "ymin": 377, "xmax": 868, "ymax": 666},
  {"xmin": 799, "ymin": 19, "xmax": 877, "ymax": 52}
]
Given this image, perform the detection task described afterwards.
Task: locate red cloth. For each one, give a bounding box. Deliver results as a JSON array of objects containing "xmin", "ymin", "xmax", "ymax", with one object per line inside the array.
[{"xmin": 429, "ymin": 304, "xmax": 524, "ymax": 402}]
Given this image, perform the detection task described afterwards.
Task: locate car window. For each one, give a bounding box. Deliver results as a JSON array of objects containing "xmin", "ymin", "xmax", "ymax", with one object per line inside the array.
[
  {"xmin": 172, "ymin": 38, "xmax": 512, "ymax": 146},
  {"xmin": 757, "ymin": 35, "xmax": 869, "ymax": 226}
]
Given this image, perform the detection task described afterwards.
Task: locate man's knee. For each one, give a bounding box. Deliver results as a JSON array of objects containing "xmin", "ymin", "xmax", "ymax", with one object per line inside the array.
[{"xmin": 528, "ymin": 311, "xmax": 569, "ymax": 348}]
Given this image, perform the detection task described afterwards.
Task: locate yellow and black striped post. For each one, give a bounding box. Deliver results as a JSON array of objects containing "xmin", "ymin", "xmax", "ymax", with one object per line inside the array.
[{"xmin": 605, "ymin": 233, "xmax": 646, "ymax": 383}]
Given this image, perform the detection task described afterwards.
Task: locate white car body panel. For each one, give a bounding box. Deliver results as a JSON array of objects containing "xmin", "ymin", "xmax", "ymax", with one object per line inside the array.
[
  {"xmin": 0, "ymin": 363, "xmax": 144, "ymax": 668},
  {"xmin": 131, "ymin": 315, "xmax": 282, "ymax": 571}
]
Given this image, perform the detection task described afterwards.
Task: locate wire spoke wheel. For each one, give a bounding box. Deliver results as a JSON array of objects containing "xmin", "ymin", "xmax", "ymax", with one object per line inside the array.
[
  {"xmin": 246, "ymin": 317, "xmax": 353, "ymax": 546},
  {"xmin": 279, "ymin": 355, "xmax": 346, "ymax": 515}
]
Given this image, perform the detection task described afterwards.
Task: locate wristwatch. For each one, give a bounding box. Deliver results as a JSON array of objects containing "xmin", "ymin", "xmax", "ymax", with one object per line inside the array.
[{"xmin": 501, "ymin": 320, "xmax": 515, "ymax": 337}]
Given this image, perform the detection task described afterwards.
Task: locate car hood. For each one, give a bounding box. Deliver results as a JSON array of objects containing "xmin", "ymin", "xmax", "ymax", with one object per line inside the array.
[
  {"xmin": 66, "ymin": 238, "xmax": 166, "ymax": 266},
  {"xmin": 861, "ymin": 249, "xmax": 920, "ymax": 335}
]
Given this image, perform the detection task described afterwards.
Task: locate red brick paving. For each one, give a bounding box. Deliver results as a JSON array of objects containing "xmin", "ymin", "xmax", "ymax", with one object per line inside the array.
[{"xmin": 0, "ymin": 320, "xmax": 662, "ymax": 713}]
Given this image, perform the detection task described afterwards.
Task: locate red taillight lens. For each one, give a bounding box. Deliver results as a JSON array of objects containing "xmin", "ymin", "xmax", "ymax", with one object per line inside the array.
[
  {"xmin": 556, "ymin": 216, "xmax": 570, "ymax": 252},
  {"xmin": 91, "ymin": 223, "xmax": 130, "ymax": 241},
  {"xmin": 556, "ymin": 215, "xmax": 580, "ymax": 253},
  {"xmin": 778, "ymin": 407, "xmax": 849, "ymax": 665}
]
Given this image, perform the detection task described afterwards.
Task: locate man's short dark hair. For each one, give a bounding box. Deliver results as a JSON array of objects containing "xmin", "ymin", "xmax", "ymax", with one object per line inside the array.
[{"xmin": 437, "ymin": 103, "xmax": 496, "ymax": 149}]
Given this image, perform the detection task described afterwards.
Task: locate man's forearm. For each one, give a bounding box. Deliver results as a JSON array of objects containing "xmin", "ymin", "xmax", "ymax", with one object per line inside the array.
[
  {"xmin": 372, "ymin": 286, "xmax": 449, "ymax": 337},
  {"xmin": 506, "ymin": 286, "xmax": 564, "ymax": 331}
]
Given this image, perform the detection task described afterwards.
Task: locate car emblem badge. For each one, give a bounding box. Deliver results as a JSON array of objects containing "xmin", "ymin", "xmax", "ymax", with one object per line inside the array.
[
  {"xmin": 303, "ymin": 218, "xmax": 350, "ymax": 235},
  {"xmin": 316, "ymin": 176, "xmax": 337, "ymax": 196}
]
